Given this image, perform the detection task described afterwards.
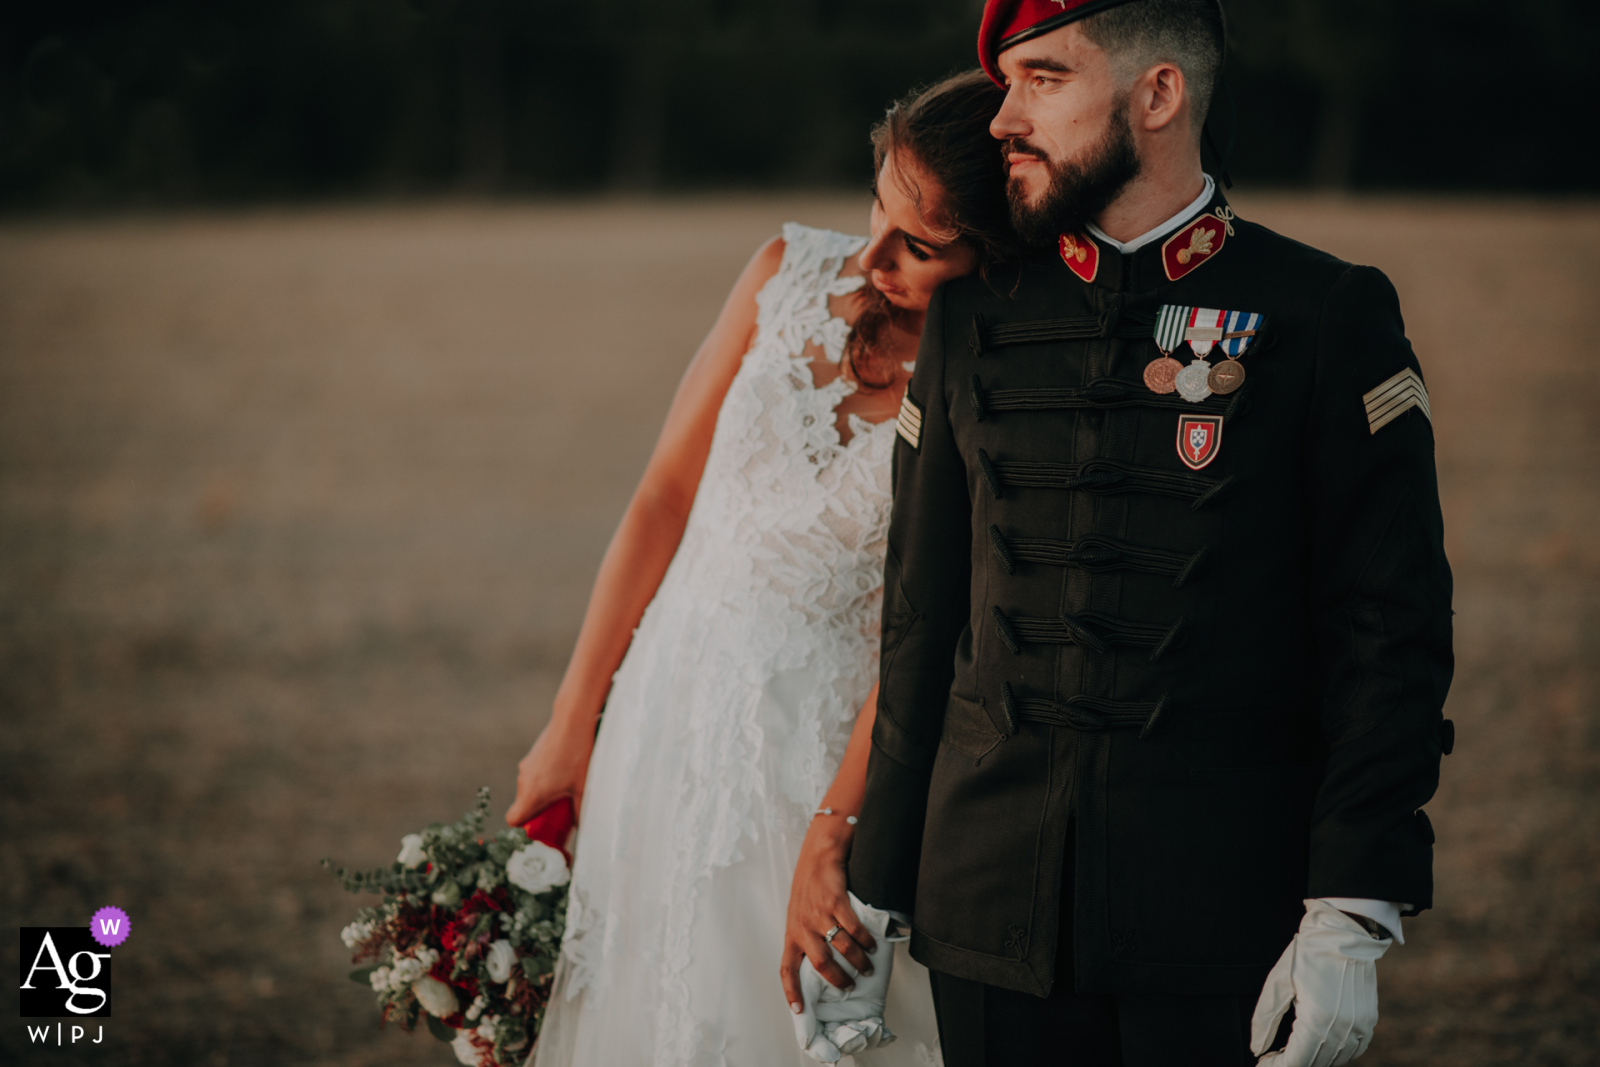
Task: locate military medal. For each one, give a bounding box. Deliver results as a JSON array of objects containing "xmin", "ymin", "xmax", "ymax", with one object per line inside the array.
[
  {"xmin": 1207, "ymin": 359, "xmax": 1245, "ymax": 394},
  {"xmin": 1173, "ymin": 308, "xmax": 1219, "ymax": 401},
  {"xmin": 1144, "ymin": 304, "xmax": 1188, "ymax": 395},
  {"xmin": 1205, "ymin": 310, "xmax": 1263, "ymax": 395},
  {"xmin": 1147, "ymin": 304, "xmax": 1269, "ymax": 402},
  {"xmin": 1143, "ymin": 356, "xmax": 1181, "ymax": 393},
  {"xmin": 1153, "ymin": 307, "xmax": 1265, "ymax": 403},
  {"xmin": 1175, "ymin": 359, "xmax": 1213, "ymax": 402}
]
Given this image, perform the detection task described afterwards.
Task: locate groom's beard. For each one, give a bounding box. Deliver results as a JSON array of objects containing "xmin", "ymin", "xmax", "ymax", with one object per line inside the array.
[{"xmin": 1005, "ymin": 97, "xmax": 1142, "ymax": 248}]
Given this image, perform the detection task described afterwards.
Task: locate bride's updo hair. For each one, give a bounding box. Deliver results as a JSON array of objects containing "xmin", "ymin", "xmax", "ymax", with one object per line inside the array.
[{"xmin": 845, "ymin": 69, "xmax": 1018, "ymax": 389}]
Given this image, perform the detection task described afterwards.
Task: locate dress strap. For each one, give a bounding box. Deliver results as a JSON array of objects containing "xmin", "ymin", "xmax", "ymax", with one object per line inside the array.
[{"xmin": 754, "ymin": 223, "xmax": 868, "ymax": 366}]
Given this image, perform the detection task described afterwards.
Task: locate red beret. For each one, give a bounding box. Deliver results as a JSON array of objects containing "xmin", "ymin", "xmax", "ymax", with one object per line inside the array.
[{"xmin": 977, "ymin": 0, "xmax": 1140, "ymax": 86}]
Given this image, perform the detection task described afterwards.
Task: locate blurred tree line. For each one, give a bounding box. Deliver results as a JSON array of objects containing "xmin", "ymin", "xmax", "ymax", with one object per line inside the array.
[{"xmin": 2, "ymin": 0, "xmax": 1595, "ymax": 209}]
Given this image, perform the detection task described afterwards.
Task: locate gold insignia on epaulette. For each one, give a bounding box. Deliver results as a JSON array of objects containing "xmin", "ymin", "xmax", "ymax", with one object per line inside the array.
[
  {"xmin": 1363, "ymin": 369, "xmax": 1431, "ymax": 434},
  {"xmin": 896, "ymin": 391, "xmax": 923, "ymax": 448}
]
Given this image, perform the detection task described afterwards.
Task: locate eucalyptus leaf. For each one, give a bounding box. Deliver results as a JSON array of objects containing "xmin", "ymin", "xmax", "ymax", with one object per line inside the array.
[
  {"xmin": 349, "ymin": 965, "xmax": 378, "ymax": 985},
  {"xmin": 426, "ymin": 1014, "xmax": 456, "ymax": 1042}
]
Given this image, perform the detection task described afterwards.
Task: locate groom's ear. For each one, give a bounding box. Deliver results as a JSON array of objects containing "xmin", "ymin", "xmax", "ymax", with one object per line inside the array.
[{"xmin": 1133, "ymin": 60, "xmax": 1189, "ymax": 135}]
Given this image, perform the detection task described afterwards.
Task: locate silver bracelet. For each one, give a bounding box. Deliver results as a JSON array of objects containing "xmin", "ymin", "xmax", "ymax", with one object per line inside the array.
[{"xmin": 814, "ymin": 807, "xmax": 858, "ymax": 825}]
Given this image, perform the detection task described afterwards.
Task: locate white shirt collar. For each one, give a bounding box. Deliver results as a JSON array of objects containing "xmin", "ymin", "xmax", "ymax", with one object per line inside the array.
[{"xmin": 1086, "ymin": 174, "xmax": 1216, "ymax": 255}]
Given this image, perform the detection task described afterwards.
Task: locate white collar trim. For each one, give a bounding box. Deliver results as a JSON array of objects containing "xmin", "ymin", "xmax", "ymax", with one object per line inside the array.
[{"xmin": 1087, "ymin": 174, "xmax": 1216, "ymax": 255}]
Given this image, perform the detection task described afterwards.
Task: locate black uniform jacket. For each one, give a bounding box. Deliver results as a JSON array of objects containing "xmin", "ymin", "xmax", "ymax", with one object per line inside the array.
[{"xmin": 849, "ymin": 188, "xmax": 1454, "ymax": 998}]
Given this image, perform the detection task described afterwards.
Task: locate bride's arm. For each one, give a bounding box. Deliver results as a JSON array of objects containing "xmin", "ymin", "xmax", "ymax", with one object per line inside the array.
[
  {"xmin": 780, "ymin": 683, "xmax": 881, "ymax": 1005},
  {"xmin": 505, "ymin": 236, "xmax": 786, "ymax": 827}
]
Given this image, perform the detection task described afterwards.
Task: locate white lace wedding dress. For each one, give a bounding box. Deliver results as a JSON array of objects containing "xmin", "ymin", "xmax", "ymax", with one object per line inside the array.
[{"xmin": 532, "ymin": 225, "xmax": 941, "ymax": 1067}]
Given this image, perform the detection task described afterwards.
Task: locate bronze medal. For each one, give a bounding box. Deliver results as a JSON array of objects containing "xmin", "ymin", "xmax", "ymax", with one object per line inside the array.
[
  {"xmin": 1175, "ymin": 359, "xmax": 1214, "ymax": 403},
  {"xmin": 1143, "ymin": 356, "xmax": 1182, "ymax": 394},
  {"xmin": 1207, "ymin": 358, "xmax": 1246, "ymax": 395}
]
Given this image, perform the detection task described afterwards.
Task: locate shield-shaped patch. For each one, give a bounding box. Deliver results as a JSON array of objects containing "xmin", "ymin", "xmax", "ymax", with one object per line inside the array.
[{"xmin": 1176, "ymin": 415, "xmax": 1223, "ymax": 470}]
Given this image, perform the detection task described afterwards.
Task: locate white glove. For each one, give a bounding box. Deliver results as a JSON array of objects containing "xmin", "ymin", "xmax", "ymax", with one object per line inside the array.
[
  {"xmin": 1252, "ymin": 898, "xmax": 1393, "ymax": 1067},
  {"xmin": 792, "ymin": 892, "xmax": 905, "ymax": 1063}
]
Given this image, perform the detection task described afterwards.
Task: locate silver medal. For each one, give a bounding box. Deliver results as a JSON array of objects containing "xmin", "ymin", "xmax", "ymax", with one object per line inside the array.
[{"xmin": 1175, "ymin": 358, "xmax": 1214, "ymax": 403}]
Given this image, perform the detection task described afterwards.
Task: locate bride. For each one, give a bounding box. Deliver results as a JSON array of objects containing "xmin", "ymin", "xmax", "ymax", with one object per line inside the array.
[{"xmin": 505, "ymin": 71, "xmax": 1016, "ymax": 1067}]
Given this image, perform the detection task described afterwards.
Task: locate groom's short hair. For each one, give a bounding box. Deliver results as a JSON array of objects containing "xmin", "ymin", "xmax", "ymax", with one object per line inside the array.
[{"xmin": 1079, "ymin": 0, "xmax": 1225, "ymax": 133}]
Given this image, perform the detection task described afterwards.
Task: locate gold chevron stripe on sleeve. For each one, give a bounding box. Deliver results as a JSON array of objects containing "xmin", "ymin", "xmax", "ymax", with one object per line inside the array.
[
  {"xmin": 896, "ymin": 392, "xmax": 923, "ymax": 448},
  {"xmin": 1363, "ymin": 369, "xmax": 1431, "ymax": 434}
]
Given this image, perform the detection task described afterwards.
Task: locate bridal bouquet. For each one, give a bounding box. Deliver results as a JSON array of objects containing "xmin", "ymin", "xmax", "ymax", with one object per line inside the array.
[{"xmin": 327, "ymin": 788, "xmax": 576, "ymax": 1067}]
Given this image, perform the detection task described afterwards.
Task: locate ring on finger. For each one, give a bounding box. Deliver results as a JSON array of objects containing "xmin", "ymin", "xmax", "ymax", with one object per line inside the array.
[{"xmin": 823, "ymin": 924, "xmax": 844, "ymax": 945}]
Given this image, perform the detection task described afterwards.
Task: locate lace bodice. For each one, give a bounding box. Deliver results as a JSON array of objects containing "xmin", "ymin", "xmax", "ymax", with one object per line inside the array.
[
  {"xmin": 542, "ymin": 224, "xmax": 915, "ymax": 1067},
  {"xmin": 644, "ymin": 222, "xmax": 896, "ymax": 858}
]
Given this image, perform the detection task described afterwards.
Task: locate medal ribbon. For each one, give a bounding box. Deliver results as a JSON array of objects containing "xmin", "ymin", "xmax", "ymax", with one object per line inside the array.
[
  {"xmin": 1185, "ymin": 307, "xmax": 1227, "ymax": 356},
  {"xmin": 1218, "ymin": 311, "xmax": 1263, "ymax": 358},
  {"xmin": 1154, "ymin": 305, "xmax": 1189, "ymax": 355}
]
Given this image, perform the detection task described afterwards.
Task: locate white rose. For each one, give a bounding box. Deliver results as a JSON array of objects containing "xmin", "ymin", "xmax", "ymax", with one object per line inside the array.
[
  {"xmin": 451, "ymin": 1029, "xmax": 480, "ymax": 1066},
  {"xmin": 397, "ymin": 833, "xmax": 427, "ymax": 869},
  {"xmin": 484, "ymin": 939, "xmax": 517, "ymax": 984},
  {"xmin": 412, "ymin": 974, "xmax": 459, "ymax": 1018},
  {"xmin": 506, "ymin": 841, "xmax": 570, "ymax": 895},
  {"xmin": 340, "ymin": 920, "xmax": 376, "ymax": 949}
]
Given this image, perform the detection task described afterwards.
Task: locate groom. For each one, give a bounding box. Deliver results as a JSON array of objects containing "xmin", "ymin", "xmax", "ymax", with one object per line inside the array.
[{"xmin": 849, "ymin": 0, "xmax": 1454, "ymax": 1064}]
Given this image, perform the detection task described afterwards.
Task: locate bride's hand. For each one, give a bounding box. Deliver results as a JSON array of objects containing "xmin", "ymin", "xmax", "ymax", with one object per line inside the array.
[
  {"xmin": 505, "ymin": 714, "xmax": 593, "ymax": 827},
  {"xmin": 780, "ymin": 818, "xmax": 876, "ymax": 1008}
]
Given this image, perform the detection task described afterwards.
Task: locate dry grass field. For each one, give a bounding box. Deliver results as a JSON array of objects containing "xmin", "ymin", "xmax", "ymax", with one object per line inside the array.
[{"xmin": 1, "ymin": 194, "xmax": 1596, "ymax": 1066}]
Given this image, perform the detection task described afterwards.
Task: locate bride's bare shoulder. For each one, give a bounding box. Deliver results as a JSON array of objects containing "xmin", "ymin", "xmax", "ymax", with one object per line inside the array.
[
  {"xmin": 713, "ymin": 235, "xmax": 784, "ymax": 332},
  {"xmin": 686, "ymin": 235, "xmax": 785, "ymax": 375},
  {"xmin": 745, "ymin": 234, "xmax": 786, "ymax": 287}
]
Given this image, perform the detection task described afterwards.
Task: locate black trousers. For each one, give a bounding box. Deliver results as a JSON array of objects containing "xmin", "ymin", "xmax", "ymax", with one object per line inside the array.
[
  {"xmin": 929, "ymin": 970, "xmax": 1259, "ymax": 1067},
  {"xmin": 928, "ymin": 823, "xmax": 1275, "ymax": 1067}
]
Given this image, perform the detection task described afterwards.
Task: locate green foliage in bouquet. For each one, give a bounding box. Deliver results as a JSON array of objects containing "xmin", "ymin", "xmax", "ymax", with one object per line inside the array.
[{"xmin": 326, "ymin": 787, "xmax": 572, "ymax": 1067}]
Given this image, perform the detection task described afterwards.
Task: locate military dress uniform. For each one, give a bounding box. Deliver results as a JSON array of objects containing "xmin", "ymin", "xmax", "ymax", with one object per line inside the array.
[{"xmin": 848, "ymin": 183, "xmax": 1455, "ymax": 1063}]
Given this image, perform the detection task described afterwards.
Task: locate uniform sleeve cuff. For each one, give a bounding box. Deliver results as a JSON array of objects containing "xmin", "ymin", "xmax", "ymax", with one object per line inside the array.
[{"xmin": 1318, "ymin": 897, "xmax": 1407, "ymax": 945}]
